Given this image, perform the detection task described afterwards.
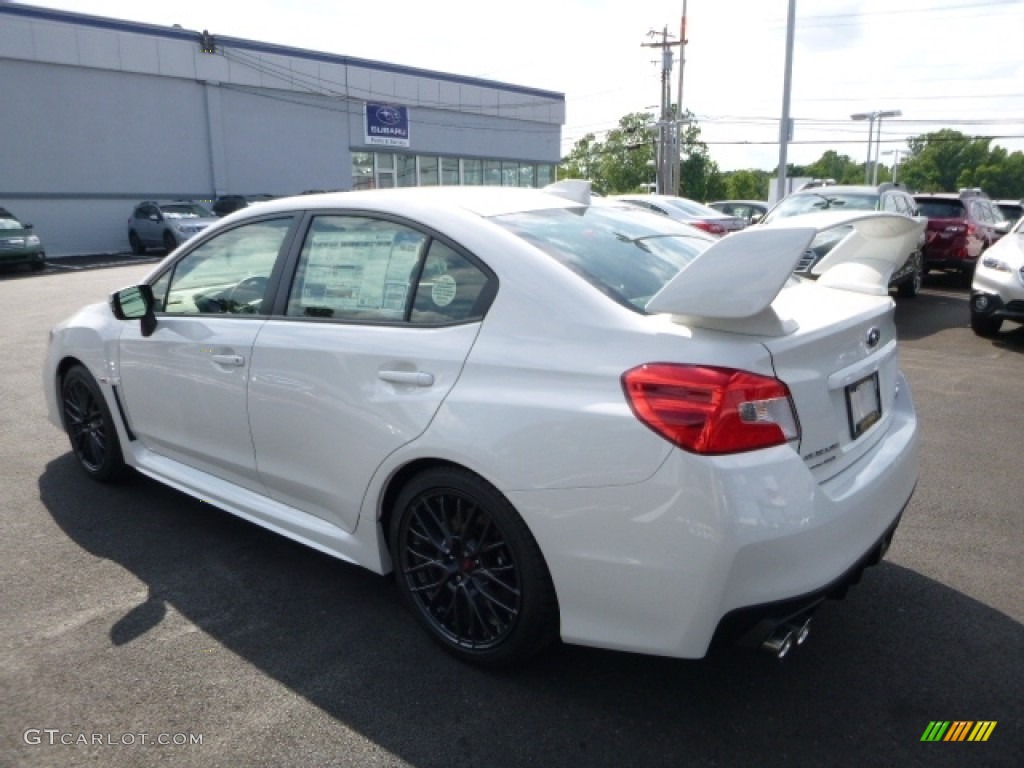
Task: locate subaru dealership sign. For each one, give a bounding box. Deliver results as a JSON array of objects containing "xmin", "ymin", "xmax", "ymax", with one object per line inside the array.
[{"xmin": 365, "ymin": 104, "xmax": 410, "ymax": 147}]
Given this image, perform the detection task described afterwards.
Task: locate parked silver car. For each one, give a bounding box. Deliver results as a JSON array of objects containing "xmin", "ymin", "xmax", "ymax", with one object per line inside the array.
[{"xmin": 128, "ymin": 201, "xmax": 219, "ymax": 254}]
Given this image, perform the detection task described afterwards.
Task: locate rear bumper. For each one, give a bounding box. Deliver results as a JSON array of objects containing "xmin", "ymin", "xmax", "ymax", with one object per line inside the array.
[
  {"xmin": 709, "ymin": 503, "xmax": 907, "ymax": 650},
  {"xmin": 510, "ymin": 371, "xmax": 919, "ymax": 659}
]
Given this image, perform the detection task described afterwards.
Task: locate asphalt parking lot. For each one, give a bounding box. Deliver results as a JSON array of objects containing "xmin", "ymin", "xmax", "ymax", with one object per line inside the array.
[{"xmin": 1, "ymin": 261, "xmax": 1021, "ymax": 767}]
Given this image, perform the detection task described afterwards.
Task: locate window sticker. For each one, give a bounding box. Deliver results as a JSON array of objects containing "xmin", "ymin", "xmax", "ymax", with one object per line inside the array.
[
  {"xmin": 431, "ymin": 273, "xmax": 457, "ymax": 307},
  {"xmin": 298, "ymin": 228, "xmax": 422, "ymax": 317}
]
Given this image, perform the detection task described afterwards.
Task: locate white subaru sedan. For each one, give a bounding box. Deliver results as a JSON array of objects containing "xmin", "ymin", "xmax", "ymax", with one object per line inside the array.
[{"xmin": 44, "ymin": 183, "xmax": 919, "ymax": 665}]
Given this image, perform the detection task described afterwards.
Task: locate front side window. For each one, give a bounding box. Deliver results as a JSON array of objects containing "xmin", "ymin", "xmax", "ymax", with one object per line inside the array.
[{"xmin": 155, "ymin": 218, "xmax": 291, "ymax": 315}]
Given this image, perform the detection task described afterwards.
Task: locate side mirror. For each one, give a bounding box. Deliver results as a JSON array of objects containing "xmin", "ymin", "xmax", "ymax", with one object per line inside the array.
[
  {"xmin": 749, "ymin": 213, "xmax": 763, "ymax": 225},
  {"xmin": 110, "ymin": 284, "xmax": 157, "ymax": 337},
  {"xmin": 149, "ymin": 214, "xmax": 160, "ymax": 222},
  {"xmin": 994, "ymin": 220, "xmax": 1011, "ymax": 236},
  {"xmin": 23, "ymin": 222, "xmax": 34, "ymax": 229}
]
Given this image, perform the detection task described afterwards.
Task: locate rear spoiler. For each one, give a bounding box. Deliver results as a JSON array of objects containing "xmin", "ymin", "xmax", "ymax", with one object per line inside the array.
[{"xmin": 645, "ymin": 212, "xmax": 924, "ymax": 335}]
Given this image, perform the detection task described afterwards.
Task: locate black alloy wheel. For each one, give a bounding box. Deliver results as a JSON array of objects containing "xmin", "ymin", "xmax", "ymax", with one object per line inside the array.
[
  {"xmin": 129, "ymin": 230, "xmax": 146, "ymax": 255},
  {"xmin": 162, "ymin": 230, "xmax": 177, "ymax": 253},
  {"xmin": 390, "ymin": 468, "xmax": 557, "ymax": 666},
  {"xmin": 61, "ymin": 365, "xmax": 125, "ymax": 482},
  {"xmin": 897, "ymin": 252, "xmax": 923, "ymax": 298}
]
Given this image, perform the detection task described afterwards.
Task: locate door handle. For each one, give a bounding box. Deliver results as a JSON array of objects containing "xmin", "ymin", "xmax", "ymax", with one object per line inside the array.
[
  {"xmin": 378, "ymin": 370, "xmax": 434, "ymax": 387},
  {"xmin": 211, "ymin": 354, "xmax": 245, "ymax": 366}
]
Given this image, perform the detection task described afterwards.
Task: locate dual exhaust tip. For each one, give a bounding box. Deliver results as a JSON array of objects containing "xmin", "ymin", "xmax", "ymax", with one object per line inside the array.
[{"xmin": 761, "ymin": 617, "xmax": 812, "ymax": 659}]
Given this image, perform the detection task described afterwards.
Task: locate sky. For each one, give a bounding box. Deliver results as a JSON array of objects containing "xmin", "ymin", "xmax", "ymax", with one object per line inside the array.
[{"xmin": 16, "ymin": 0, "xmax": 1024, "ymax": 173}]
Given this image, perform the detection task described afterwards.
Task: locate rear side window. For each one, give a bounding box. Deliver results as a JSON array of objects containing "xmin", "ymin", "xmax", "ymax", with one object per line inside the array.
[
  {"xmin": 285, "ymin": 215, "xmax": 494, "ymax": 324},
  {"xmin": 493, "ymin": 206, "xmax": 711, "ymax": 312},
  {"xmin": 287, "ymin": 216, "xmax": 427, "ymax": 321}
]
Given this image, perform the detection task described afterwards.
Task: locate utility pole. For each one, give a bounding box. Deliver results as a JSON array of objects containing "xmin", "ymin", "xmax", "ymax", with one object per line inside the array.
[
  {"xmin": 776, "ymin": 0, "xmax": 796, "ymax": 204},
  {"xmin": 642, "ymin": 26, "xmax": 680, "ymax": 195},
  {"xmin": 674, "ymin": 2, "xmax": 688, "ymax": 197}
]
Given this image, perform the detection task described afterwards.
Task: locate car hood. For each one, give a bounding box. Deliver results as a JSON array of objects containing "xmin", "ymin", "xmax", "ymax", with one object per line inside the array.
[
  {"xmin": 645, "ymin": 212, "xmax": 923, "ymax": 335},
  {"xmin": 984, "ymin": 229, "xmax": 1024, "ymax": 267}
]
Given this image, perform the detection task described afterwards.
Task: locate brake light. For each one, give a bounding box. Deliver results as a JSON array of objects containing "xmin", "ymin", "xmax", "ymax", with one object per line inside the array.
[
  {"xmin": 691, "ymin": 221, "xmax": 727, "ymax": 236},
  {"xmin": 622, "ymin": 364, "xmax": 800, "ymax": 455}
]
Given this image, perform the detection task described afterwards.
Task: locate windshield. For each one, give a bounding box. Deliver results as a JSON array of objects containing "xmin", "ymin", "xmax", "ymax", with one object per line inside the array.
[
  {"xmin": 764, "ymin": 192, "xmax": 879, "ymax": 222},
  {"xmin": 0, "ymin": 216, "xmax": 26, "ymax": 230},
  {"xmin": 161, "ymin": 203, "xmax": 214, "ymax": 219},
  {"xmin": 492, "ymin": 206, "xmax": 713, "ymax": 312}
]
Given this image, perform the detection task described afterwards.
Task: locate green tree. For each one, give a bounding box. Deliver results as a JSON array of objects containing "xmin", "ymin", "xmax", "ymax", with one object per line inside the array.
[
  {"xmin": 558, "ymin": 132, "xmax": 603, "ymax": 187},
  {"xmin": 597, "ymin": 112, "xmax": 657, "ymax": 194},
  {"xmin": 898, "ymin": 130, "xmax": 993, "ymax": 192},
  {"xmin": 723, "ymin": 169, "xmax": 770, "ymax": 200},
  {"xmin": 803, "ymin": 150, "xmax": 864, "ymax": 184},
  {"xmin": 677, "ymin": 113, "xmax": 719, "ymax": 201}
]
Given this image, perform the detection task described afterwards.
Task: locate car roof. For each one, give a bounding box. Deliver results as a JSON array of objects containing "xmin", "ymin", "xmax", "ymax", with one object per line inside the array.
[
  {"xmin": 789, "ymin": 185, "xmax": 884, "ymax": 196},
  {"xmin": 229, "ymin": 186, "xmax": 585, "ymax": 220}
]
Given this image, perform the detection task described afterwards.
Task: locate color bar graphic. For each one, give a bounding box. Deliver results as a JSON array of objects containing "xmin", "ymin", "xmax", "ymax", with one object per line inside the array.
[{"xmin": 921, "ymin": 721, "xmax": 996, "ymax": 742}]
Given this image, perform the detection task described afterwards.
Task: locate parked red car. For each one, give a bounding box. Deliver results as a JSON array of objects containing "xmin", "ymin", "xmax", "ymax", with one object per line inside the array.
[{"xmin": 914, "ymin": 190, "xmax": 1010, "ymax": 279}]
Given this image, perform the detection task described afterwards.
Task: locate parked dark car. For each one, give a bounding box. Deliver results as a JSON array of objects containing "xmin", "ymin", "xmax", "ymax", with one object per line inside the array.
[
  {"xmin": 212, "ymin": 194, "xmax": 277, "ymax": 217},
  {"xmin": 0, "ymin": 206, "xmax": 46, "ymax": 271},
  {"xmin": 914, "ymin": 189, "xmax": 1010, "ymax": 279}
]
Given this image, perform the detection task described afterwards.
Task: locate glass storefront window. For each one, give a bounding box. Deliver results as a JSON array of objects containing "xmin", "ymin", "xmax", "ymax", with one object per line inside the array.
[
  {"xmin": 351, "ymin": 151, "xmax": 553, "ymax": 190},
  {"xmin": 483, "ymin": 160, "xmax": 502, "ymax": 186},
  {"xmin": 419, "ymin": 156, "xmax": 439, "ymax": 186},
  {"xmin": 397, "ymin": 154, "xmax": 417, "ymax": 187},
  {"xmin": 518, "ymin": 163, "xmax": 536, "ymax": 188},
  {"xmin": 441, "ymin": 157, "xmax": 459, "ymax": 186},
  {"xmin": 463, "ymin": 159, "xmax": 483, "ymax": 186},
  {"xmin": 352, "ymin": 152, "xmax": 374, "ymax": 191},
  {"xmin": 501, "ymin": 161, "xmax": 519, "ymax": 187}
]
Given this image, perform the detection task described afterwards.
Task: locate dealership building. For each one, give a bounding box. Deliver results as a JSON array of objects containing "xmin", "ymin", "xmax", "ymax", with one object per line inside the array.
[{"xmin": 0, "ymin": 4, "xmax": 565, "ymax": 256}]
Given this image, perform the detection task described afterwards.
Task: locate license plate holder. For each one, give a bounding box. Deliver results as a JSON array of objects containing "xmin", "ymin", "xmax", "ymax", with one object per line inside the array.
[{"xmin": 846, "ymin": 372, "xmax": 881, "ymax": 440}]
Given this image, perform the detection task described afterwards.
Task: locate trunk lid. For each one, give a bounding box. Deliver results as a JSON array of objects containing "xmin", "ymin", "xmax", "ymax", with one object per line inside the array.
[
  {"xmin": 644, "ymin": 211, "xmax": 916, "ymax": 481},
  {"xmin": 761, "ymin": 282, "xmax": 899, "ymax": 482}
]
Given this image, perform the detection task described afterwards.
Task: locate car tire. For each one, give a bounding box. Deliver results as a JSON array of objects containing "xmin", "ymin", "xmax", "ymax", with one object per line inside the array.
[
  {"xmin": 970, "ymin": 311, "xmax": 1003, "ymax": 338},
  {"xmin": 60, "ymin": 365, "xmax": 126, "ymax": 482},
  {"xmin": 129, "ymin": 231, "xmax": 146, "ymax": 255},
  {"xmin": 897, "ymin": 253, "xmax": 923, "ymax": 298},
  {"xmin": 162, "ymin": 231, "xmax": 177, "ymax": 253},
  {"xmin": 389, "ymin": 467, "xmax": 558, "ymax": 666}
]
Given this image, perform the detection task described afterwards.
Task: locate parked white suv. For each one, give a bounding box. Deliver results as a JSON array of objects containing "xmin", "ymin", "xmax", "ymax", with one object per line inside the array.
[
  {"xmin": 970, "ymin": 215, "xmax": 1024, "ymax": 336},
  {"xmin": 128, "ymin": 200, "xmax": 219, "ymax": 254}
]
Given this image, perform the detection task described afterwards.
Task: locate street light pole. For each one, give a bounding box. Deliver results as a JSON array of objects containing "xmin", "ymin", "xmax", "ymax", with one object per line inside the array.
[
  {"xmin": 776, "ymin": 0, "xmax": 796, "ymax": 203},
  {"xmin": 851, "ymin": 109, "xmax": 901, "ymax": 185},
  {"xmin": 881, "ymin": 149, "xmax": 904, "ymax": 183}
]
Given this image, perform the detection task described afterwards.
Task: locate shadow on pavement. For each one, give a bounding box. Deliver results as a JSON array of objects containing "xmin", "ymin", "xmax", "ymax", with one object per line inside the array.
[{"xmin": 38, "ymin": 455, "xmax": 1023, "ymax": 767}]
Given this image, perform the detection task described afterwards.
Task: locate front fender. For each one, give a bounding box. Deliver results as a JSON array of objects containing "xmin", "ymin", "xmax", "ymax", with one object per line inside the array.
[{"xmin": 44, "ymin": 302, "xmax": 125, "ymax": 431}]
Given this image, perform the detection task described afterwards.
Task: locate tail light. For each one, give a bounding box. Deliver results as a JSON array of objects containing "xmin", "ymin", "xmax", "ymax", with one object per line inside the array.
[
  {"xmin": 622, "ymin": 364, "xmax": 800, "ymax": 455},
  {"xmin": 691, "ymin": 221, "xmax": 727, "ymax": 236}
]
